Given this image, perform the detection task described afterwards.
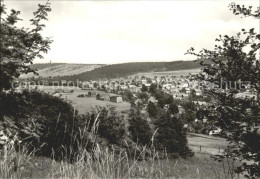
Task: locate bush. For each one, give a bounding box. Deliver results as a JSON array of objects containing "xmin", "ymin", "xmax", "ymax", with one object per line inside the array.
[
  {"xmin": 77, "ymin": 94, "xmax": 85, "ymax": 98},
  {"xmin": 0, "ymin": 90, "xmax": 81, "ymax": 159}
]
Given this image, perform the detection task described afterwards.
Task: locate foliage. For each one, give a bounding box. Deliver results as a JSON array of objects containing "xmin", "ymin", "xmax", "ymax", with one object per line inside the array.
[
  {"xmin": 186, "ymin": 3, "xmax": 260, "ymax": 177},
  {"xmin": 0, "ymin": 90, "xmax": 81, "ymax": 158},
  {"xmin": 128, "ymin": 109, "xmax": 152, "ymax": 145},
  {"xmin": 149, "ymin": 83, "xmax": 158, "ymax": 94},
  {"xmin": 147, "ymin": 101, "xmax": 157, "ymax": 117},
  {"xmin": 52, "ymin": 60, "xmax": 203, "ymax": 82},
  {"xmin": 93, "ymin": 106, "xmax": 126, "ymax": 144},
  {"xmin": 137, "ymin": 92, "xmax": 149, "ymax": 101},
  {"xmin": 122, "ymin": 90, "xmax": 133, "ymax": 102},
  {"xmin": 141, "ymin": 84, "xmax": 148, "ymax": 92},
  {"xmin": 0, "ymin": 0, "xmax": 52, "ymax": 91},
  {"xmin": 155, "ymin": 91, "xmax": 173, "ymax": 108},
  {"xmin": 168, "ymin": 102, "xmax": 179, "ymax": 115},
  {"xmin": 196, "ymin": 109, "xmax": 205, "ymax": 120},
  {"xmin": 154, "ymin": 114, "xmax": 193, "ymax": 158}
]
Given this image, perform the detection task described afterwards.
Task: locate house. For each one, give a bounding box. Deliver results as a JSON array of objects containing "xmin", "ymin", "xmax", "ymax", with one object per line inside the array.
[
  {"xmin": 178, "ymin": 105, "xmax": 185, "ymax": 114},
  {"xmin": 110, "ymin": 95, "xmax": 123, "ymax": 103},
  {"xmin": 195, "ymin": 89, "xmax": 203, "ymax": 96},
  {"xmin": 202, "ymin": 118, "xmax": 208, "ymax": 124},
  {"xmin": 184, "ymin": 123, "xmax": 196, "ymax": 133},
  {"xmin": 101, "ymin": 94, "xmax": 111, "ymax": 101},
  {"xmin": 209, "ymin": 127, "xmax": 222, "ymax": 136},
  {"xmin": 186, "ymin": 88, "xmax": 191, "ymax": 94},
  {"xmin": 144, "ymin": 83, "xmax": 151, "ymax": 87},
  {"xmin": 195, "ymin": 101, "xmax": 207, "ymax": 107},
  {"xmin": 148, "ymin": 96, "xmax": 158, "ymax": 104}
]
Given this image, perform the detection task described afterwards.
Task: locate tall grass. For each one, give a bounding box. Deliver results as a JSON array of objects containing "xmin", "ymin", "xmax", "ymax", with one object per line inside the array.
[{"xmin": 0, "ymin": 115, "xmax": 243, "ymax": 179}]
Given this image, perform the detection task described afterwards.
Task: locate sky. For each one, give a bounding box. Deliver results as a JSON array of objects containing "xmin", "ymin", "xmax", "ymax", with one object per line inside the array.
[{"xmin": 4, "ymin": 0, "xmax": 260, "ymax": 64}]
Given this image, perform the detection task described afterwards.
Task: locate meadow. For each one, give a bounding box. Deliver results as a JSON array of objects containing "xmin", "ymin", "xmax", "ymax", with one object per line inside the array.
[
  {"xmin": 61, "ymin": 90, "xmax": 131, "ymax": 114},
  {"xmin": 20, "ymin": 64, "xmax": 104, "ymax": 78},
  {"xmin": 0, "ymin": 131, "xmax": 241, "ymax": 179},
  {"xmin": 24, "ymin": 85, "xmax": 131, "ymax": 114},
  {"xmin": 132, "ymin": 68, "xmax": 201, "ymax": 79}
]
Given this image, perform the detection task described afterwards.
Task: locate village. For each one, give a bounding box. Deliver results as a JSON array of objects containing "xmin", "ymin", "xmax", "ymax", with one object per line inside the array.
[{"xmin": 21, "ymin": 72, "xmax": 253, "ymax": 137}]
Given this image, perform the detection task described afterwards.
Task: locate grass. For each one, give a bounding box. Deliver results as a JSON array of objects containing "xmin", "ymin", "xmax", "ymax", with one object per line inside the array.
[
  {"xmin": 9, "ymin": 86, "xmax": 242, "ymax": 178},
  {"xmin": 20, "ymin": 64, "xmax": 103, "ymax": 78},
  {"xmin": 0, "ymin": 144, "xmax": 243, "ymax": 179},
  {"xmin": 132, "ymin": 68, "xmax": 201, "ymax": 79},
  {"xmin": 61, "ymin": 90, "xmax": 131, "ymax": 114},
  {"xmin": 187, "ymin": 133, "xmax": 228, "ymax": 155},
  {"xmin": 23, "ymin": 86, "xmax": 131, "ymax": 114},
  {"xmin": 0, "ymin": 114, "xmax": 242, "ymax": 179}
]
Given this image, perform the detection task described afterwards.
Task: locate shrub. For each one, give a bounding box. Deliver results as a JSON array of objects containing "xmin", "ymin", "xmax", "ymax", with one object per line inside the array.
[
  {"xmin": 77, "ymin": 94, "xmax": 85, "ymax": 98},
  {"xmin": 0, "ymin": 90, "xmax": 80, "ymax": 159}
]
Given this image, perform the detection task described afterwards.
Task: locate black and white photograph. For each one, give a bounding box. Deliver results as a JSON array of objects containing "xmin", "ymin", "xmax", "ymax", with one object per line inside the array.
[{"xmin": 0, "ymin": 0, "xmax": 259, "ymax": 178}]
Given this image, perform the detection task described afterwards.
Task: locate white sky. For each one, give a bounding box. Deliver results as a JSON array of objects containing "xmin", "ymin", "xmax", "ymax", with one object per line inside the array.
[{"xmin": 4, "ymin": 0, "xmax": 260, "ymax": 64}]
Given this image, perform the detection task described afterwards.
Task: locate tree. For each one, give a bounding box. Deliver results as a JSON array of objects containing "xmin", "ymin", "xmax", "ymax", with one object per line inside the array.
[
  {"xmin": 154, "ymin": 114, "xmax": 193, "ymax": 158},
  {"xmin": 196, "ymin": 109, "xmax": 205, "ymax": 120},
  {"xmin": 141, "ymin": 84, "xmax": 148, "ymax": 92},
  {"xmin": 147, "ymin": 101, "xmax": 157, "ymax": 117},
  {"xmin": 0, "ymin": 0, "xmax": 52, "ymax": 91},
  {"xmin": 98, "ymin": 106, "xmax": 126, "ymax": 144},
  {"xmin": 168, "ymin": 102, "xmax": 179, "ymax": 115},
  {"xmin": 149, "ymin": 83, "xmax": 158, "ymax": 94},
  {"xmin": 122, "ymin": 90, "xmax": 133, "ymax": 102},
  {"xmin": 137, "ymin": 92, "xmax": 149, "ymax": 101},
  {"xmin": 189, "ymin": 89, "xmax": 197, "ymax": 100},
  {"xmin": 128, "ymin": 109, "xmax": 152, "ymax": 145},
  {"xmin": 186, "ymin": 3, "xmax": 260, "ymax": 177}
]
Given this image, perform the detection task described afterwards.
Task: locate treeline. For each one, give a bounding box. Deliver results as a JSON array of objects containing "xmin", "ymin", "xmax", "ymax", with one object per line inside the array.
[{"xmin": 52, "ymin": 60, "xmax": 202, "ymax": 81}]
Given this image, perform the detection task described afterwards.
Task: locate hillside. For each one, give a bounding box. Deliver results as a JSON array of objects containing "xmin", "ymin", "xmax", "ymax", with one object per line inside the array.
[
  {"xmin": 56, "ymin": 60, "xmax": 203, "ymax": 81},
  {"xmin": 20, "ymin": 63, "xmax": 105, "ymax": 78}
]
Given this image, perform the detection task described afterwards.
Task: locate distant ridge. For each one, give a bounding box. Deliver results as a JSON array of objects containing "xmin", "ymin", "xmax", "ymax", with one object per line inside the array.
[
  {"xmin": 53, "ymin": 60, "xmax": 203, "ymax": 81},
  {"xmin": 21, "ymin": 63, "xmax": 106, "ymax": 78}
]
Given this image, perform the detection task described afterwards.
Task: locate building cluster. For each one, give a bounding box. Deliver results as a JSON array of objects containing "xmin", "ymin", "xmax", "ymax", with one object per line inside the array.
[{"xmin": 80, "ymin": 74, "xmax": 204, "ymax": 99}]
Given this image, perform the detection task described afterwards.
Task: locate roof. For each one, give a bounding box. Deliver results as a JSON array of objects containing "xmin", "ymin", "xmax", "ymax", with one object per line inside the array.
[{"xmin": 110, "ymin": 95, "xmax": 122, "ymax": 98}]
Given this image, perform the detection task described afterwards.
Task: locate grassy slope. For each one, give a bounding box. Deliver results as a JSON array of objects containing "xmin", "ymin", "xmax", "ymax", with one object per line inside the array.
[
  {"xmin": 5, "ymin": 134, "xmax": 239, "ymax": 179},
  {"xmin": 20, "ymin": 63, "xmax": 105, "ymax": 78},
  {"xmin": 30, "ymin": 63, "xmax": 67, "ymax": 70}
]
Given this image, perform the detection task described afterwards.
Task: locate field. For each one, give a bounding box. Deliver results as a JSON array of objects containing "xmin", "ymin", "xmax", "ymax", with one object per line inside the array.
[
  {"xmin": 20, "ymin": 63, "xmax": 104, "ymax": 78},
  {"xmin": 26, "ymin": 85, "xmax": 131, "ymax": 114},
  {"xmin": 61, "ymin": 90, "xmax": 131, "ymax": 114},
  {"xmin": 187, "ymin": 133, "xmax": 228, "ymax": 155},
  {"xmin": 132, "ymin": 68, "xmax": 201, "ymax": 78}
]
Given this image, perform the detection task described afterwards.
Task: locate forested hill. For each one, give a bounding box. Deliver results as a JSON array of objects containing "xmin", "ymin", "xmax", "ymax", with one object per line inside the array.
[{"xmin": 56, "ymin": 60, "xmax": 202, "ymax": 81}]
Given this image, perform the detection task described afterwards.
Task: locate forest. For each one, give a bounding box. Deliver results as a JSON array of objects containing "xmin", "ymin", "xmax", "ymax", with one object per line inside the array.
[{"xmin": 52, "ymin": 60, "xmax": 202, "ymax": 81}]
